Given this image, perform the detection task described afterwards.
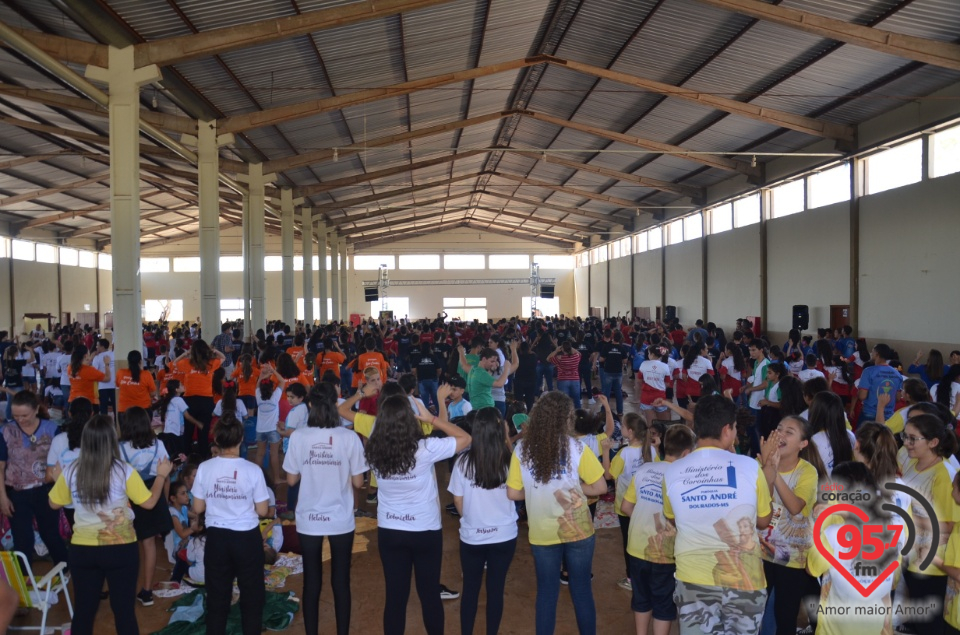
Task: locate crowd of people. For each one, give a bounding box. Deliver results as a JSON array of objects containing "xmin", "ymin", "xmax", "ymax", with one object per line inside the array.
[{"xmin": 0, "ymin": 313, "xmax": 958, "ymax": 635}]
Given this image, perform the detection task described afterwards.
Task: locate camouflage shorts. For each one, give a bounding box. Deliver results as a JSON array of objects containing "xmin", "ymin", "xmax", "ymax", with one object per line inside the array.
[{"xmin": 674, "ymin": 580, "xmax": 766, "ymax": 635}]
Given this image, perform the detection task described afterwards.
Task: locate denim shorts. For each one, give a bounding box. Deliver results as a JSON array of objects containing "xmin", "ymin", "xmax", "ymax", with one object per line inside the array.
[
  {"xmin": 629, "ymin": 556, "xmax": 677, "ymax": 620},
  {"xmin": 256, "ymin": 430, "xmax": 281, "ymax": 444}
]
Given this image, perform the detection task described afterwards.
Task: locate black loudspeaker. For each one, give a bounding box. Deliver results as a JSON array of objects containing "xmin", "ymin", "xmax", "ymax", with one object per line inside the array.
[
  {"xmin": 364, "ymin": 287, "xmax": 379, "ymax": 302},
  {"xmin": 665, "ymin": 305, "xmax": 677, "ymax": 322},
  {"xmin": 540, "ymin": 285, "xmax": 555, "ymax": 299},
  {"xmin": 792, "ymin": 305, "xmax": 809, "ymax": 331}
]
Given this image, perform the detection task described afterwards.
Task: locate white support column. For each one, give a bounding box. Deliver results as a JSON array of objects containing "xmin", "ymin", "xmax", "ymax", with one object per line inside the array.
[
  {"xmin": 184, "ymin": 120, "xmax": 234, "ymax": 339},
  {"xmin": 86, "ymin": 46, "xmax": 160, "ymax": 358},
  {"xmin": 242, "ymin": 195, "xmax": 251, "ymax": 337},
  {"xmin": 278, "ymin": 188, "xmax": 302, "ymax": 327},
  {"xmin": 302, "ymin": 208, "xmax": 314, "ymax": 325},
  {"xmin": 239, "ymin": 163, "xmax": 274, "ymax": 334},
  {"xmin": 317, "ymin": 220, "xmax": 328, "ymax": 323},
  {"xmin": 330, "ymin": 230, "xmax": 340, "ymax": 321},
  {"xmin": 339, "ymin": 237, "xmax": 348, "ymax": 320}
]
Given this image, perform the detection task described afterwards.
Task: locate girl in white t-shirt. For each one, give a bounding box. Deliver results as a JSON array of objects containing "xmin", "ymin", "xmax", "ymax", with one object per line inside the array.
[
  {"xmin": 120, "ymin": 406, "xmax": 173, "ymax": 605},
  {"xmin": 45, "ymin": 397, "xmax": 94, "ymax": 527},
  {"xmin": 807, "ymin": 391, "xmax": 855, "ymax": 476},
  {"xmin": 158, "ymin": 380, "xmax": 201, "ymax": 458},
  {"xmin": 212, "ymin": 382, "xmax": 248, "ymax": 421},
  {"xmin": 447, "ymin": 406, "xmax": 517, "ymax": 635},
  {"xmin": 254, "ymin": 366, "xmax": 285, "ymax": 486},
  {"xmin": 933, "ymin": 365, "xmax": 960, "ymax": 418},
  {"xmin": 283, "ymin": 381, "xmax": 367, "ymax": 635},
  {"xmin": 191, "ymin": 417, "xmax": 271, "ymax": 635},
  {"xmin": 365, "ymin": 386, "xmax": 471, "ymax": 635}
]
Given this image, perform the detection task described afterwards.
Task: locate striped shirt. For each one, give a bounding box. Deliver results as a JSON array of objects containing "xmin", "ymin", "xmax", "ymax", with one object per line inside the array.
[{"xmin": 552, "ymin": 352, "xmax": 582, "ymax": 381}]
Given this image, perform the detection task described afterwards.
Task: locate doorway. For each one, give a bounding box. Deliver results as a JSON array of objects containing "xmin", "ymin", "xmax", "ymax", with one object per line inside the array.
[{"xmin": 830, "ymin": 305, "xmax": 850, "ymax": 333}]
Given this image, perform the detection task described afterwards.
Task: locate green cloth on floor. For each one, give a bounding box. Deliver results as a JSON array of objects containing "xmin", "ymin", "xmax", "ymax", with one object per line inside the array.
[{"xmin": 150, "ymin": 589, "xmax": 300, "ymax": 635}]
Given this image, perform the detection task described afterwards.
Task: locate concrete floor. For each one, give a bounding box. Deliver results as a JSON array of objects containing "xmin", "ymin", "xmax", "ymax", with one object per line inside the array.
[{"xmin": 18, "ymin": 386, "xmax": 681, "ymax": 634}]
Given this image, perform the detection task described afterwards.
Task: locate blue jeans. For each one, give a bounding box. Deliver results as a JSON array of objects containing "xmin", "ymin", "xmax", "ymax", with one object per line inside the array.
[
  {"xmin": 536, "ymin": 362, "xmax": 554, "ymax": 395},
  {"xmin": 557, "ymin": 380, "xmax": 581, "ymax": 409},
  {"xmin": 601, "ymin": 372, "xmax": 623, "ymax": 414},
  {"xmin": 494, "ymin": 401, "xmax": 507, "ymax": 417},
  {"xmin": 530, "ymin": 534, "xmax": 596, "ymax": 635},
  {"xmin": 418, "ymin": 379, "xmax": 439, "ymax": 412}
]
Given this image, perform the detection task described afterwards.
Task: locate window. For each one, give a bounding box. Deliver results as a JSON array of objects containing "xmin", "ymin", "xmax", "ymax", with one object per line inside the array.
[
  {"xmin": 264, "ymin": 256, "xmax": 282, "ymax": 272},
  {"xmin": 59, "ymin": 247, "xmax": 78, "ymax": 267},
  {"xmin": 173, "ymin": 257, "xmax": 201, "ymax": 272},
  {"xmin": 488, "ymin": 254, "xmax": 529, "ymax": 269},
  {"xmin": 294, "ymin": 256, "xmax": 303, "ymax": 271},
  {"xmin": 734, "ymin": 194, "xmax": 761, "ymax": 227},
  {"xmin": 35, "ymin": 243, "xmax": 57, "ymax": 264},
  {"xmin": 534, "ymin": 254, "xmax": 573, "ymax": 269},
  {"xmin": 220, "ymin": 256, "xmax": 243, "ymax": 272},
  {"xmin": 771, "ymin": 180, "xmax": 805, "ymax": 218},
  {"xmin": 444, "ymin": 297, "xmax": 486, "ymax": 322},
  {"xmin": 296, "ymin": 298, "xmax": 333, "ymax": 321},
  {"xmin": 143, "ymin": 299, "xmax": 183, "ymax": 322},
  {"xmin": 611, "ymin": 240, "xmax": 621, "ymax": 259},
  {"xmin": 78, "ymin": 251, "xmax": 97, "ymax": 268},
  {"xmin": 354, "ymin": 255, "xmax": 395, "ymax": 270},
  {"xmin": 370, "ymin": 297, "xmax": 409, "ymax": 318},
  {"xmin": 808, "ymin": 163, "xmax": 850, "ymax": 209},
  {"xmin": 633, "ymin": 232, "xmax": 647, "ymax": 253},
  {"xmin": 667, "ymin": 219, "xmax": 683, "ymax": 245},
  {"xmin": 575, "ymin": 252, "xmax": 588, "ymax": 268},
  {"xmin": 647, "ymin": 227, "xmax": 662, "ymax": 249},
  {"xmin": 11, "ymin": 239, "xmax": 34, "ymax": 261},
  {"xmin": 522, "ymin": 296, "xmax": 560, "ymax": 318},
  {"xmin": 592, "ymin": 246, "xmax": 607, "ymax": 263},
  {"xmin": 683, "ymin": 213, "xmax": 702, "ymax": 240},
  {"xmin": 932, "ymin": 124, "xmax": 960, "ymax": 178},
  {"xmin": 141, "ymin": 257, "xmax": 170, "ymax": 273},
  {"xmin": 618, "ymin": 237, "xmax": 632, "ymax": 257},
  {"xmin": 710, "ymin": 203, "xmax": 732, "ymax": 234},
  {"xmin": 399, "ymin": 254, "xmax": 441, "ymax": 270},
  {"xmin": 0, "ymin": 237, "xmax": 8, "ymax": 259},
  {"xmin": 98, "ymin": 253, "xmax": 112, "ymax": 270},
  {"xmin": 220, "ymin": 298, "xmax": 245, "ymax": 322},
  {"xmin": 444, "ymin": 254, "xmax": 484, "ymax": 269},
  {"xmin": 866, "ymin": 139, "xmax": 922, "ymax": 195}
]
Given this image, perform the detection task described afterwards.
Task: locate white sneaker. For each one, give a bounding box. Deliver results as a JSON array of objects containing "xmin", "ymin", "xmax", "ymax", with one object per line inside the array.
[{"xmin": 617, "ymin": 577, "xmax": 632, "ymax": 591}]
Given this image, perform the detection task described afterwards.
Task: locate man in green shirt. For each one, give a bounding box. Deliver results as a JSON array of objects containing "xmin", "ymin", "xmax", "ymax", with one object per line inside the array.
[{"xmin": 460, "ymin": 346, "xmax": 511, "ymax": 410}]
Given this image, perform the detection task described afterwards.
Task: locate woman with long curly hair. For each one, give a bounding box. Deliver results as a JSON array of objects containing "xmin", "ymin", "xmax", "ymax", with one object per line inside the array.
[
  {"xmin": 174, "ymin": 339, "xmax": 226, "ymax": 457},
  {"xmin": 506, "ymin": 391, "xmax": 607, "ymax": 635},
  {"xmin": 364, "ymin": 386, "xmax": 471, "ymax": 635}
]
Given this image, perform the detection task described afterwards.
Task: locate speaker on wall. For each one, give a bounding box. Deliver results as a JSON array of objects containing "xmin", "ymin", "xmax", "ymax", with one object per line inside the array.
[
  {"xmin": 540, "ymin": 285, "xmax": 555, "ymax": 299},
  {"xmin": 364, "ymin": 287, "xmax": 379, "ymax": 302},
  {"xmin": 792, "ymin": 304, "xmax": 809, "ymax": 331},
  {"xmin": 664, "ymin": 305, "xmax": 677, "ymax": 322}
]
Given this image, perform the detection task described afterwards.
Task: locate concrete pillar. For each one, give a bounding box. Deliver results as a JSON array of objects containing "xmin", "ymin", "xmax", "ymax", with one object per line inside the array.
[
  {"xmin": 302, "ymin": 208, "xmax": 314, "ymax": 325},
  {"xmin": 280, "ymin": 188, "xmax": 295, "ymax": 327},
  {"xmin": 339, "ymin": 238, "xmax": 348, "ymax": 320},
  {"xmin": 241, "ymin": 195, "xmax": 252, "ymax": 337},
  {"xmin": 330, "ymin": 230, "xmax": 341, "ymax": 321},
  {"xmin": 317, "ymin": 220, "xmax": 328, "ymax": 323},
  {"xmin": 86, "ymin": 47, "xmax": 160, "ymax": 358},
  {"xmin": 185, "ymin": 120, "xmax": 234, "ymax": 338},
  {"xmin": 239, "ymin": 163, "xmax": 273, "ymax": 334}
]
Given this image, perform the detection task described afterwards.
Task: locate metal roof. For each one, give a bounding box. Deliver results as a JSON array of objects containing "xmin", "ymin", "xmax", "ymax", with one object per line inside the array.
[{"xmin": 0, "ymin": 0, "xmax": 957, "ymax": 251}]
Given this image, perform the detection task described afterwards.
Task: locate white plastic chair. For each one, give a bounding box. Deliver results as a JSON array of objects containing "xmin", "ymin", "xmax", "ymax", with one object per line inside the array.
[{"xmin": 0, "ymin": 550, "xmax": 73, "ymax": 634}]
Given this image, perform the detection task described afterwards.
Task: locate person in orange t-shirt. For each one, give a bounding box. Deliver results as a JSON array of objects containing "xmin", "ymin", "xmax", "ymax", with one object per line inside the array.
[
  {"xmin": 173, "ymin": 340, "xmax": 225, "ymax": 457},
  {"xmin": 351, "ymin": 337, "xmax": 389, "ymax": 389},
  {"xmin": 232, "ymin": 353, "xmax": 261, "ymax": 412},
  {"xmin": 116, "ymin": 350, "xmax": 156, "ymax": 414},
  {"xmin": 315, "ymin": 338, "xmax": 346, "ymax": 380},
  {"xmin": 67, "ymin": 345, "xmax": 105, "ymax": 404}
]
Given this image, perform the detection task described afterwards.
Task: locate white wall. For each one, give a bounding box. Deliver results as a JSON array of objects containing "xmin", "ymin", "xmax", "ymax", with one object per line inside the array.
[
  {"xmin": 633, "ymin": 250, "xmax": 662, "ymax": 318},
  {"xmin": 609, "ymin": 257, "xmax": 632, "ymax": 317},
  {"xmin": 664, "ymin": 239, "xmax": 702, "ymax": 325},
  {"xmin": 766, "ymin": 201, "xmax": 850, "ymax": 334},
  {"xmin": 706, "ymin": 226, "xmax": 761, "ymax": 324},
  {"xmin": 589, "ymin": 260, "xmax": 607, "ymax": 310},
  {"xmin": 574, "ymin": 266, "xmax": 589, "ymax": 317}
]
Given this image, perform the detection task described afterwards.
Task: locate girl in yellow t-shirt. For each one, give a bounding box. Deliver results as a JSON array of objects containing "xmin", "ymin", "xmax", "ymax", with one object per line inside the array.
[
  {"xmin": 759, "ymin": 414, "xmax": 825, "ymax": 635},
  {"xmin": 940, "ymin": 471, "xmax": 960, "ymax": 634},
  {"xmin": 900, "ymin": 412, "xmax": 959, "ymax": 635}
]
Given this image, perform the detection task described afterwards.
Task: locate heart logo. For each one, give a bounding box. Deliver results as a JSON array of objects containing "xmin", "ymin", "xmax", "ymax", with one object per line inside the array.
[{"xmin": 812, "ymin": 503, "xmax": 900, "ymax": 598}]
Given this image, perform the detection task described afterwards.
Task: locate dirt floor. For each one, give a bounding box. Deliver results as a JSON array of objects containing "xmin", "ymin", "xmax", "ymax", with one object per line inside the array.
[{"xmin": 18, "ymin": 384, "xmax": 682, "ymax": 634}]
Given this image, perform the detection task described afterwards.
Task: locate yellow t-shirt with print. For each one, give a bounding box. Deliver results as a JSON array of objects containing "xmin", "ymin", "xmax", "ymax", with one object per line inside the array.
[
  {"xmin": 759, "ymin": 458, "xmax": 818, "ymax": 569},
  {"xmin": 945, "ymin": 523, "xmax": 960, "ymax": 629},
  {"xmin": 900, "ymin": 457, "xmax": 959, "ymax": 575},
  {"xmin": 507, "ymin": 437, "xmax": 604, "ymax": 546},
  {"xmin": 623, "ymin": 461, "xmax": 674, "ymax": 564},
  {"xmin": 662, "ymin": 446, "xmax": 772, "ymax": 591},
  {"xmin": 610, "ymin": 445, "xmax": 645, "ymax": 516}
]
